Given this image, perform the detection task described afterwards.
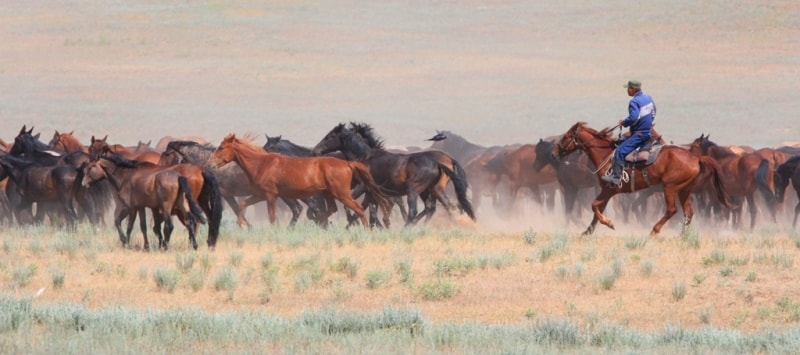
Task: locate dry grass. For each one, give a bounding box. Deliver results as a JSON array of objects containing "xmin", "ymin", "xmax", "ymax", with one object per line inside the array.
[{"xmin": 3, "ymin": 213, "xmax": 800, "ymax": 334}]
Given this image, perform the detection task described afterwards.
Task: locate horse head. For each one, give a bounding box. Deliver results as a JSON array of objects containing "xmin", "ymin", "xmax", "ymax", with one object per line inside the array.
[{"xmin": 312, "ymin": 123, "xmax": 347, "ymax": 156}]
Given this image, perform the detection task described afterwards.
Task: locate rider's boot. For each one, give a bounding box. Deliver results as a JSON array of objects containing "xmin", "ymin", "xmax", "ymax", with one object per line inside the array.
[{"xmin": 601, "ymin": 160, "xmax": 624, "ymax": 185}]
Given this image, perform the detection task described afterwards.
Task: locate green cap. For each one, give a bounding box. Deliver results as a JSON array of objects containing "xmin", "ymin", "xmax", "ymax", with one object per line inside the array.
[{"xmin": 624, "ymin": 80, "xmax": 642, "ymax": 89}]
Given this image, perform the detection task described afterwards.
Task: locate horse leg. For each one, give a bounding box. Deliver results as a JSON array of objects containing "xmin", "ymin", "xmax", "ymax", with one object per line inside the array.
[
  {"xmin": 584, "ymin": 188, "xmax": 617, "ymax": 235},
  {"xmin": 678, "ymin": 187, "xmax": 695, "ymax": 234},
  {"xmin": 422, "ymin": 193, "xmax": 437, "ymax": 223},
  {"xmin": 224, "ymin": 195, "xmax": 250, "ymax": 228},
  {"xmin": 650, "ymin": 186, "xmax": 680, "ymax": 237},
  {"xmin": 334, "ymin": 193, "xmax": 369, "ymax": 227},
  {"xmin": 792, "ymin": 200, "xmax": 800, "ymax": 228},
  {"xmin": 405, "ymin": 193, "xmax": 419, "ymax": 225},
  {"xmin": 162, "ymin": 213, "xmax": 174, "ymax": 251},
  {"xmin": 113, "ymin": 208, "xmax": 128, "ymax": 247},
  {"xmin": 281, "ymin": 197, "xmax": 302, "ymax": 227},
  {"xmin": 746, "ymin": 194, "xmax": 758, "ymax": 231},
  {"xmin": 238, "ymin": 195, "xmax": 266, "ymax": 227}
]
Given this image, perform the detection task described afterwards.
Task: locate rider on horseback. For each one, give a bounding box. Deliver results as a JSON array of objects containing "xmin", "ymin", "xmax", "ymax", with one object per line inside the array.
[{"xmin": 601, "ymin": 80, "xmax": 657, "ymax": 185}]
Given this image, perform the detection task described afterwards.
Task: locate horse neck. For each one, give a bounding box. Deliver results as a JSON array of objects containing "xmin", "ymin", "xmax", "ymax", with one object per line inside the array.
[
  {"xmin": 341, "ymin": 133, "xmax": 377, "ymax": 161},
  {"xmin": 704, "ymin": 144, "xmax": 736, "ymax": 159},
  {"xmin": 578, "ymin": 132, "xmax": 614, "ymax": 170},
  {"xmin": 60, "ymin": 137, "xmax": 87, "ymax": 153},
  {"xmin": 230, "ymin": 142, "xmax": 274, "ymax": 174}
]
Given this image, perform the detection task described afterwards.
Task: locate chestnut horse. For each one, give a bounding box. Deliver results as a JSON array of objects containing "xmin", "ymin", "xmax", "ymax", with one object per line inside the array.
[
  {"xmin": 209, "ymin": 134, "xmax": 391, "ymax": 227},
  {"xmin": 689, "ymin": 134, "xmax": 776, "ymax": 230},
  {"xmin": 552, "ymin": 122, "xmax": 735, "ymax": 237}
]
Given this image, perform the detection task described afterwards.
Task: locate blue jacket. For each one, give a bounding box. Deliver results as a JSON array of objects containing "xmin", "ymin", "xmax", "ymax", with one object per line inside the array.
[{"xmin": 621, "ymin": 91, "xmax": 656, "ymax": 135}]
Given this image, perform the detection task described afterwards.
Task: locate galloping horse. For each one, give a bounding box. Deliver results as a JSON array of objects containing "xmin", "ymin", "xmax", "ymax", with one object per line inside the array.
[
  {"xmin": 81, "ymin": 154, "xmax": 207, "ymax": 250},
  {"xmin": 533, "ymin": 138, "xmax": 598, "ymax": 224},
  {"xmin": 689, "ymin": 134, "xmax": 775, "ymax": 230},
  {"xmin": 774, "ymin": 156, "xmax": 800, "ymax": 227},
  {"xmin": 264, "ymin": 133, "xmax": 408, "ymax": 227},
  {"xmin": 552, "ymin": 122, "xmax": 735, "ymax": 237},
  {"xmin": 210, "ymin": 133, "xmax": 391, "ymax": 227},
  {"xmin": 161, "ymin": 140, "xmax": 319, "ymax": 227}
]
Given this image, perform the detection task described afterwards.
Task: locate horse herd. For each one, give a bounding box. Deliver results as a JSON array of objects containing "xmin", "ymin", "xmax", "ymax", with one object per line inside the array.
[{"xmin": 1, "ymin": 122, "xmax": 800, "ymax": 251}]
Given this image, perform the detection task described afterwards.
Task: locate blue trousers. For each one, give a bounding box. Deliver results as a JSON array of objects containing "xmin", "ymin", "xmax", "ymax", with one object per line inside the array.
[{"xmin": 615, "ymin": 132, "xmax": 650, "ymax": 162}]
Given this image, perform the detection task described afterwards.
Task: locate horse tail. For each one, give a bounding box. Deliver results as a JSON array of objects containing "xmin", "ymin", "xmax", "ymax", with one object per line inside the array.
[
  {"xmin": 348, "ymin": 162, "xmax": 393, "ymax": 214},
  {"xmin": 178, "ymin": 176, "xmax": 207, "ymax": 225},
  {"xmin": 439, "ymin": 160, "xmax": 476, "ymax": 221},
  {"xmin": 698, "ymin": 156, "xmax": 738, "ymax": 210},
  {"xmin": 754, "ymin": 158, "xmax": 777, "ymax": 202},
  {"xmin": 200, "ymin": 170, "xmax": 222, "ymax": 248}
]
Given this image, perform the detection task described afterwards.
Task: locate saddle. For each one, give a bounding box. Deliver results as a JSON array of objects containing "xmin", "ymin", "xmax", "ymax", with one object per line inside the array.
[{"xmin": 620, "ymin": 128, "xmax": 664, "ymax": 166}]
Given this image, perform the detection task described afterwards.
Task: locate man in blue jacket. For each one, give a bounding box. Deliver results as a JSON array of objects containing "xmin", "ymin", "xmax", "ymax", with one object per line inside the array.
[{"xmin": 601, "ymin": 80, "xmax": 656, "ymax": 185}]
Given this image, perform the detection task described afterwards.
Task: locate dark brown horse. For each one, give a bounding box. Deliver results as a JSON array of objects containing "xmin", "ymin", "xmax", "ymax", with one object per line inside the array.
[
  {"xmin": 533, "ymin": 138, "xmax": 599, "ymax": 224},
  {"xmin": 774, "ymin": 155, "xmax": 800, "ymax": 227},
  {"xmin": 81, "ymin": 154, "xmax": 207, "ymax": 250},
  {"xmin": 209, "ymin": 133, "xmax": 391, "ymax": 227},
  {"xmin": 313, "ymin": 123, "xmax": 475, "ymax": 225},
  {"xmin": 689, "ymin": 134, "xmax": 776, "ymax": 230},
  {"xmin": 552, "ymin": 122, "xmax": 735, "ymax": 237}
]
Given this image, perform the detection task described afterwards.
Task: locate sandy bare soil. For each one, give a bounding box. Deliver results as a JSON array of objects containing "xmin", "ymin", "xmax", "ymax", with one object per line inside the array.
[{"xmin": 1, "ymin": 0, "xmax": 800, "ymax": 333}]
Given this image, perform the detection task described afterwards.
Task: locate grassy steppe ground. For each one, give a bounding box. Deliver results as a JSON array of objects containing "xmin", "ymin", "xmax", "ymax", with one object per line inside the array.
[{"xmin": 3, "ymin": 213, "xmax": 800, "ymax": 352}]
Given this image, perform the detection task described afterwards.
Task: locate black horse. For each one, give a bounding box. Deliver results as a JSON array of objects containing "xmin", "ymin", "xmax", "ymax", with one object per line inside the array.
[
  {"xmin": 8, "ymin": 125, "xmax": 111, "ymax": 226},
  {"xmin": 774, "ymin": 155, "xmax": 800, "ymax": 227},
  {"xmin": 532, "ymin": 138, "xmax": 599, "ymax": 224},
  {"xmin": 263, "ymin": 134, "xmax": 409, "ymax": 227},
  {"xmin": 312, "ymin": 122, "xmax": 475, "ymax": 225},
  {"xmin": 160, "ymin": 140, "xmax": 321, "ymax": 227}
]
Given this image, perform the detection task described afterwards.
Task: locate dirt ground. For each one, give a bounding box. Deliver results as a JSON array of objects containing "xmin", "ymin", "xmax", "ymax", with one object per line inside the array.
[{"xmin": 1, "ymin": 0, "xmax": 800, "ymax": 332}]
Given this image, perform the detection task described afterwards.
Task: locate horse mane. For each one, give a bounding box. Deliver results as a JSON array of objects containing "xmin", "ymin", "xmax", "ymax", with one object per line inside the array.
[
  {"xmin": 166, "ymin": 140, "xmax": 215, "ymax": 152},
  {"xmin": 101, "ymin": 152, "xmax": 150, "ymax": 168},
  {"xmin": 348, "ymin": 122, "xmax": 385, "ymax": 150}
]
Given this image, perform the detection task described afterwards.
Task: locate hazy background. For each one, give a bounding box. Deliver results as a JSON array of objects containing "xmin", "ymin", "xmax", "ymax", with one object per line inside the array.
[{"xmin": 2, "ymin": 0, "xmax": 799, "ymax": 150}]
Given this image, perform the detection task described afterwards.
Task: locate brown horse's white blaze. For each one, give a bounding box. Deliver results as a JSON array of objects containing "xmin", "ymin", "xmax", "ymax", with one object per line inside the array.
[{"xmin": 552, "ymin": 122, "xmax": 736, "ymax": 237}]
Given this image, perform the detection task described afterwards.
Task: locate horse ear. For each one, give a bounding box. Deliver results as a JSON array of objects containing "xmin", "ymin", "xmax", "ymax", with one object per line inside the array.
[
  {"xmin": 102, "ymin": 135, "xmax": 108, "ymax": 142},
  {"xmin": 20, "ymin": 125, "xmax": 26, "ymax": 134},
  {"xmin": 69, "ymin": 130, "xmax": 74, "ymax": 135},
  {"xmin": 277, "ymin": 135, "xmax": 282, "ymax": 140},
  {"xmin": 33, "ymin": 133, "xmax": 40, "ymax": 139},
  {"xmin": 147, "ymin": 140, "xmax": 151, "ymax": 145},
  {"xmin": 55, "ymin": 130, "xmax": 60, "ymax": 136},
  {"xmin": 28, "ymin": 126, "xmax": 34, "ymax": 134},
  {"xmin": 539, "ymin": 138, "xmax": 543, "ymax": 143}
]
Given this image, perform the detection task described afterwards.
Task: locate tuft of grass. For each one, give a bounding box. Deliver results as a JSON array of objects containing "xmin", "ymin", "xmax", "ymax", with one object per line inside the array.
[
  {"xmin": 49, "ymin": 267, "xmax": 65, "ymax": 288},
  {"xmin": 213, "ymin": 267, "xmax": 238, "ymax": 292},
  {"xmin": 745, "ymin": 271, "xmax": 757, "ymax": 282},
  {"xmin": 418, "ymin": 279, "xmax": 457, "ymax": 300},
  {"xmin": 698, "ymin": 307, "xmax": 712, "ymax": 324},
  {"xmin": 672, "ymin": 280, "xmax": 687, "ymax": 301},
  {"xmin": 229, "ymin": 251, "xmax": 243, "ymax": 267},
  {"xmin": 175, "ymin": 251, "xmax": 196, "ymax": 273},
  {"xmin": 331, "ymin": 256, "xmax": 359, "ymax": 279},
  {"xmin": 703, "ymin": 249, "xmax": 726, "ymax": 266},
  {"xmin": 12, "ymin": 264, "xmax": 38, "ymax": 288},
  {"xmin": 187, "ymin": 269, "xmax": 206, "ymax": 292},
  {"xmin": 624, "ymin": 236, "xmax": 647, "ymax": 250},
  {"xmin": 364, "ymin": 270, "xmax": 390, "ymax": 289},
  {"xmin": 598, "ymin": 271, "xmax": 617, "ymax": 291},
  {"xmin": 719, "ymin": 266, "xmax": 735, "ymax": 277},
  {"xmin": 639, "ymin": 259, "xmax": 654, "ymax": 277},
  {"xmin": 693, "ymin": 272, "xmax": 707, "ymax": 285},
  {"xmin": 394, "ymin": 259, "xmax": 413, "ymax": 285},
  {"xmin": 153, "ymin": 267, "xmax": 180, "ymax": 293},
  {"xmin": 433, "ymin": 256, "xmax": 476, "ymax": 277}
]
